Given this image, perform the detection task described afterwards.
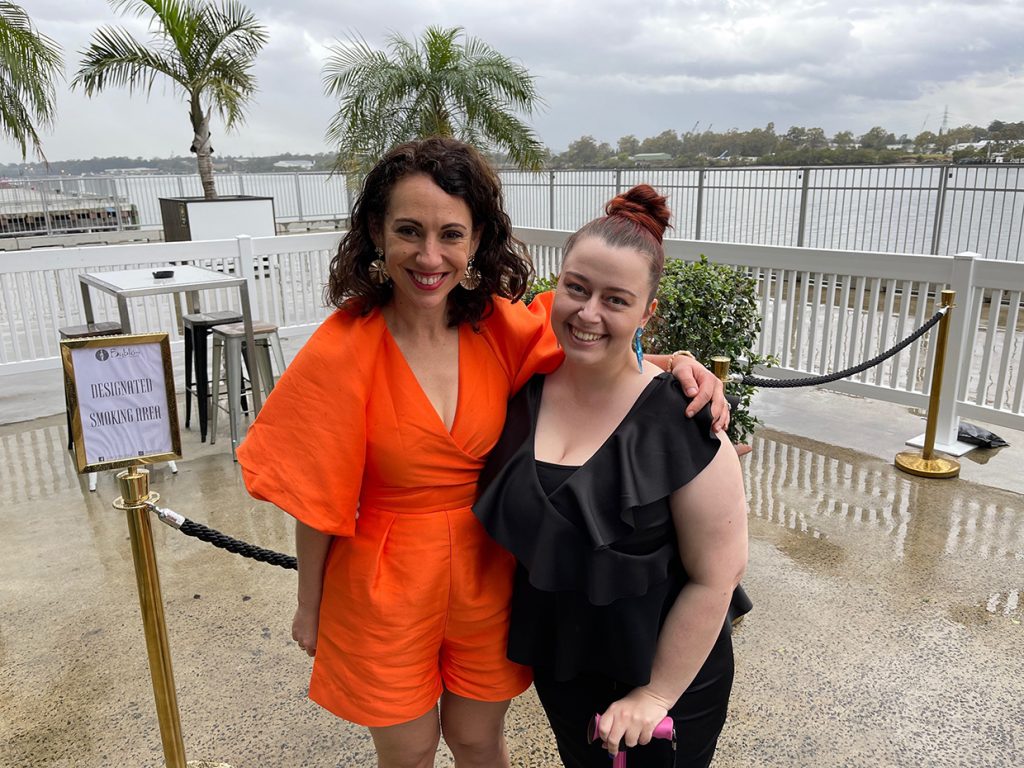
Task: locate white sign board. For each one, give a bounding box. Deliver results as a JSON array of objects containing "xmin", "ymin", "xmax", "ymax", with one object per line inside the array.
[{"xmin": 61, "ymin": 333, "xmax": 181, "ymax": 473}]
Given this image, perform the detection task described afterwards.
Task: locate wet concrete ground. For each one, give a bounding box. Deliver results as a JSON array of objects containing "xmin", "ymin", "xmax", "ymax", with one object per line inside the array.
[{"xmin": 2, "ymin": 366, "xmax": 1022, "ymax": 767}]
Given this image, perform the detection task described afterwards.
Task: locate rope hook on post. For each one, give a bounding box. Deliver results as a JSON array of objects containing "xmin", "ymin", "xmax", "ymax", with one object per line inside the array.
[{"xmin": 148, "ymin": 503, "xmax": 297, "ymax": 570}]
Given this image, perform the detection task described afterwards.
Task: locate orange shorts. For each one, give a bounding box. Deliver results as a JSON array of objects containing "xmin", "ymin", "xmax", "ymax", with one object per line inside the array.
[{"xmin": 308, "ymin": 505, "xmax": 532, "ymax": 727}]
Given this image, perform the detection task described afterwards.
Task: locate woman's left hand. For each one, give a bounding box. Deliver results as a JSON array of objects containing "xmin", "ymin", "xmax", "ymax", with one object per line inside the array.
[
  {"xmin": 670, "ymin": 356, "xmax": 730, "ymax": 433},
  {"xmin": 596, "ymin": 689, "xmax": 672, "ymax": 757}
]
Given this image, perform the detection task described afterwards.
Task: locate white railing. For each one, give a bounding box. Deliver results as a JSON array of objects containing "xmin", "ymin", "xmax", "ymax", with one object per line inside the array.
[
  {"xmin": 0, "ymin": 232, "xmax": 341, "ymax": 375},
  {"xmin": 9, "ymin": 164, "xmax": 1024, "ymax": 260},
  {"xmin": 516, "ymin": 227, "xmax": 1024, "ymax": 437},
  {"xmin": 1, "ymin": 229, "xmax": 1022, "ymax": 437}
]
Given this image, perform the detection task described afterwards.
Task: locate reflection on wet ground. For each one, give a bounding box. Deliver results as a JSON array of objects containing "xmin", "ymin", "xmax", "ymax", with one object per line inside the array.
[
  {"xmin": 0, "ymin": 421, "xmax": 80, "ymax": 504},
  {"xmin": 742, "ymin": 429, "xmax": 1024, "ymax": 621},
  {"xmin": 1, "ymin": 416, "xmax": 1022, "ymax": 767}
]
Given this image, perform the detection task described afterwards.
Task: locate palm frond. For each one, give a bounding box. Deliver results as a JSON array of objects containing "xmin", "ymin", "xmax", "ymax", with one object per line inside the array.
[
  {"xmin": 0, "ymin": 1, "xmax": 64, "ymax": 159},
  {"xmin": 73, "ymin": 0, "xmax": 266, "ymax": 127},
  {"xmin": 322, "ymin": 25, "xmax": 544, "ymax": 170},
  {"xmin": 72, "ymin": 25, "xmax": 184, "ymax": 96}
]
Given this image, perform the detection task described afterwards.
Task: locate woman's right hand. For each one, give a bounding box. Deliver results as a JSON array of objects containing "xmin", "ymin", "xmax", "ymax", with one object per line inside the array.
[{"xmin": 291, "ymin": 603, "xmax": 319, "ymax": 657}]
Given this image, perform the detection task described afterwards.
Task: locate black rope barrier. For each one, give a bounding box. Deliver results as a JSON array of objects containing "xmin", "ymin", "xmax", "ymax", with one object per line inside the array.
[
  {"xmin": 179, "ymin": 519, "xmax": 297, "ymax": 570},
  {"xmin": 149, "ymin": 504, "xmax": 297, "ymax": 570},
  {"xmin": 738, "ymin": 307, "xmax": 946, "ymax": 389}
]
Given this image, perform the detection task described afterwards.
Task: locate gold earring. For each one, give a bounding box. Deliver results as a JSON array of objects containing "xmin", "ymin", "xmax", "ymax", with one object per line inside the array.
[
  {"xmin": 369, "ymin": 247, "xmax": 391, "ymax": 286},
  {"xmin": 460, "ymin": 257, "xmax": 481, "ymax": 290}
]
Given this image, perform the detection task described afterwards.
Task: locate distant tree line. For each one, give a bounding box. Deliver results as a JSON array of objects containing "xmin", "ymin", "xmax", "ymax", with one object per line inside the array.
[
  {"xmin": 546, "ymin": 120, "xmax": 1024, "ymax": 168},
  {"xmin": 7, "ymin": 118, "xmax": 1024, "ymax": 178}
]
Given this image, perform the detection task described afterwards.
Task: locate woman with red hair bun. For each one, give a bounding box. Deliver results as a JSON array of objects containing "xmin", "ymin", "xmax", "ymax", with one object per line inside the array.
[{"xmin": 475, "ymin": 185, "xmax": 751, "ymax": 767}]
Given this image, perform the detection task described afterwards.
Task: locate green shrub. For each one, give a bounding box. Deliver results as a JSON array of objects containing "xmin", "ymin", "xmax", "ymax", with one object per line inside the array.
[
  {"xmin": 522, "ymin": 274, "xmax": 558, "ymax": 305},
  {"xmin": 646, "ymin": 256, "xmax": 773, "ymax": 444},
  {"xmin": 525, "ymin": 256, "xmax": 771, "ymax": 444}
]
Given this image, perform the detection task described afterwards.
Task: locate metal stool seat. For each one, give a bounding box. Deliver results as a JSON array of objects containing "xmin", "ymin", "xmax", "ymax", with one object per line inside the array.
[
  {"xmin": 210, "ymin": 321, "xmax": 286, "ymax": 460},
  {"xmin": 182, "ymin": 310, "xmax": 243, "ymax": 442},
  {"xmin": 58, "ymin": 321, "xmax": 123, "ymax": 339}
]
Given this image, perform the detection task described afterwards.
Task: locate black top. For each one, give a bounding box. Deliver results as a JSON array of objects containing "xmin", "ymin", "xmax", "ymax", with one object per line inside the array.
[{"xmin": 474, "ymin": 372, "xmax": 747, "ymax": 686}]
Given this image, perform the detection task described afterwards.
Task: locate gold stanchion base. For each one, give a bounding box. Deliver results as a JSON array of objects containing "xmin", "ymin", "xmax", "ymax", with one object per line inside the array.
[
  {"xmin": 894, "ymin": 451, "xmax": 961, "ymax": 478},
  {"xmin": 187, "ymin": 762, "xmax": 235, "ymax": 767}
]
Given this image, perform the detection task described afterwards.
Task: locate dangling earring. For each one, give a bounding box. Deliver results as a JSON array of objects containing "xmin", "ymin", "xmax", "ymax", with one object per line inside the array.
[
  {"xmin": 369, "ymin": 246, "xmax": 391, "ymax": 286},
  {"xmin": 633, "ymin": 327, "xmax": 644, "ymax": 373},
  {"xmin": 460, "ymin": 257, "xmax": 482, "ymax": 290}
]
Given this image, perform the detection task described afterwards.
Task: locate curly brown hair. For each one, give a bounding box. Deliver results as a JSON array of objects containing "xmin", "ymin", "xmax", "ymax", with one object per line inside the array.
[{"xmin": 325, "ymin": 137, "xmax": 534, "ymax": 327}]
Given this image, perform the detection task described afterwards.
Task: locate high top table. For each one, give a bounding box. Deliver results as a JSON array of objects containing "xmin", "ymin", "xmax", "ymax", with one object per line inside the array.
[{"xmin": 78, "ymin": 265, "xmax": 262, "ymax": 414}]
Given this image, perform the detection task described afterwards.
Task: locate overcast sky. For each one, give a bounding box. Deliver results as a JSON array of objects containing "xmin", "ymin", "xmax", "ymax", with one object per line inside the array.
[{"xmin": 9, "ymin": 0, "xmax": 1024, "ymax": 164}]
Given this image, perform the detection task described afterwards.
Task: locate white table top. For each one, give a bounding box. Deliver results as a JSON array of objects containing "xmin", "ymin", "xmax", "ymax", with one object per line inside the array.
[{"xmin": 80, "ymin": 265, "xmax": 245, "ymax": 296}]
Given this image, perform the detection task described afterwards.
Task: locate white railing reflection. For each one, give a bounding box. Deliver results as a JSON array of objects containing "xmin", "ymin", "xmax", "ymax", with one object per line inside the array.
[{"xmin": 744, "ymin": 432, "xmax": 913, "ymax": 558}]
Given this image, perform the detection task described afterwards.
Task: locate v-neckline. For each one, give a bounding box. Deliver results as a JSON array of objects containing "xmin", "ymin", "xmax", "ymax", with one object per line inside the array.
[
  {"xmin": 382, "ymin": 317, "xmax": 463, "ymax": 437},
  {"xmin": 530, "ymin": 372, "xmax": 667, "ymax": 472}
]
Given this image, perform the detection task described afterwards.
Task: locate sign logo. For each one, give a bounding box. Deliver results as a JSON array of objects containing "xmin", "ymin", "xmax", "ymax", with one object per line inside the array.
[{"xmin": 95, "ymin": 349, "xmax": 110, "ymax": 362}]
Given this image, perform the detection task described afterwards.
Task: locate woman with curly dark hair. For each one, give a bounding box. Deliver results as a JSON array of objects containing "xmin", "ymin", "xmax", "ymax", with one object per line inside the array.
[{"xmin": 238, "ymin": 138, "xmax": 729, "ymax": 768}]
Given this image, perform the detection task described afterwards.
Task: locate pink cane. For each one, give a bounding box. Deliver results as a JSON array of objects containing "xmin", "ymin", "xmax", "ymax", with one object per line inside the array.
[{"xmin": 587, "ymin": 713, "xmax": 675, "ymax": 767}]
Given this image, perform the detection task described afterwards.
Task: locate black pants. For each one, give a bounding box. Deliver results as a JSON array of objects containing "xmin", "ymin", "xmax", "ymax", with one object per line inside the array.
[{"xmin": 532, "ymin": 622, "xmax": 734, "ymax": 768}]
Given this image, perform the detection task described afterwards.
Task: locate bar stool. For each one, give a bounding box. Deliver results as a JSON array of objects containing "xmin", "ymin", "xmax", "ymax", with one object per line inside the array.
[
  {"xmin": 57, "ymin": 321, "xmax": 179, "ymax": 490},
  {"xmin": 182, "ymin": 309, "xmax": 243, "ymax": 442},
  {"xmin": 209, "ymin": 321, "xmax": 286, "ymax": 459}
]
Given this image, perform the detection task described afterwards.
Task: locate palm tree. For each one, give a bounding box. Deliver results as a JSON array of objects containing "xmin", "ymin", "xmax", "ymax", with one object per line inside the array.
[
  {"xmin": 323, "ymin": 26, "xmax": 545, "ymax": 172},
  {"xmin": 72, "ymin": 0, "xmax": 268, "ymax": 199},
  {"xmin": 0, "ymin": 1, "xmax": 63, "ymax": 161}
]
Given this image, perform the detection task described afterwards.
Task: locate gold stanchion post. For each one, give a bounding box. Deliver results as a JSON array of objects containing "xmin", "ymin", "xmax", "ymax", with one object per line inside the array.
[
  {"xmin": 895, "ymin": 290, "xmax": 961, "ymax": 478},
  {"xmin": 113, "ymin": 464, "xmax": 188, "ymax": 768},
  {"xmin": 710, "ymin": 355, "xmax": 732, "ymax": 384}
]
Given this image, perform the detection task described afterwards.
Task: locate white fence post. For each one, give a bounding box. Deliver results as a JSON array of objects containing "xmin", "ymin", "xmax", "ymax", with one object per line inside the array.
[
  {"xmin": 236, "ymin": 234, "xmax": 257, "ymax": 310},
  {"xmin": 930, "ymin": 251, "xmax": 977, "ymax": 452}
]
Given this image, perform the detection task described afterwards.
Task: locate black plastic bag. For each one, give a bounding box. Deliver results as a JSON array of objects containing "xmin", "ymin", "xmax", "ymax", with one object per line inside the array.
[{"xmin": 958, "ymin": 422, "xmax": 1009, "ymax": 449}]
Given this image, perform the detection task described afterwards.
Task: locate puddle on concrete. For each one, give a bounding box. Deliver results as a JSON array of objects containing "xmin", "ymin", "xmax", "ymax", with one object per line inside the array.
[
  {"xmin": 0, "ymin": 421, "xmax": 81, "ymax": 504},
  {"xmin": 744, "ymin": 429, "xmax": 1024, "ymax": 563},
  {"xmin": 744, "ymin": 430, "xmax": 915, "ymax": 559},
  {"xmin": 743, "ymin": 426, "xmax": 1024, "ymax": 632}
]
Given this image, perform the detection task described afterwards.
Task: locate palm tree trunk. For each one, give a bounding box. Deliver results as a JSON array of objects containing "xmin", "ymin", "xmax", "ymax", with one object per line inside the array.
[
  {"xmin": 190, "ymin": 100, "xmax": 217, "ymax": 199},
  {"xmin": 195, "ymin": 147, "xmax": 216, "ymax": 199}
]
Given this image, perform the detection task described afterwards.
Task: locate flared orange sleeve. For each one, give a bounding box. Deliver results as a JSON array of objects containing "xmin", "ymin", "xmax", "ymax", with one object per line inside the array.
[
  {"xmin": 236, "ymin": 310, "xmax": 379, "ymax": 537},
  {"xmin": 483, "ymin": 292, "xmax": 563, "ymax": 394}
]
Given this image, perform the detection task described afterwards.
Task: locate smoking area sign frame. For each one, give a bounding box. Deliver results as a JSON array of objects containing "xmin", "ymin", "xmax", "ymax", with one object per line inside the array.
[{"xmin": 61, "ymin": 333, "xmax": 182, "ymax": 473}]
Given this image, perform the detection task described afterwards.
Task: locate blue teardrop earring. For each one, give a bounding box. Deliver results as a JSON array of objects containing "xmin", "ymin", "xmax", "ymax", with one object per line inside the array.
[{"xmin": 633, "ymin": 327, "xmax": 644, "ymax": 372}]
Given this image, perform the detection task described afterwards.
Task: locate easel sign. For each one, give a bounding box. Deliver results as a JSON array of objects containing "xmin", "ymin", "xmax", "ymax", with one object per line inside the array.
[{"xmin": 61, "ymin": 333, "xmax": 182, "ymax": 473}]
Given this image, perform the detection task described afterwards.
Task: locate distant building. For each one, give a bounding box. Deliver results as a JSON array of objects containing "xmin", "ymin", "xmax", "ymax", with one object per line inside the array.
[
  {"xmin": 102, "ymin": 167, "xmax": 160, "ymax": 175},
  {"xmin": 273, "ymin": 159, "xmax": 315, "ymax": 169},
  {"xmin": 628, "ymin": 152, "xmax": 673, "ymax": 166},
  {"xmin": 949, "ymin": 141, "xmax": 991, "ymax": 153}
]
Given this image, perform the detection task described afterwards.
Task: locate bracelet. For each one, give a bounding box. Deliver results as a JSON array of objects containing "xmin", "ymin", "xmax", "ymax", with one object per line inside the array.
[{"xmin": 668, "ymin": 350, "xmax": 694, "ymax": 372}]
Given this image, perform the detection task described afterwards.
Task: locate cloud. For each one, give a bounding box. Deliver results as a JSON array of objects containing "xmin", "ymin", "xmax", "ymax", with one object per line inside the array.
[{"xmin": 3, "ymin": 0, "xmax": 1023, "ymax": 163}]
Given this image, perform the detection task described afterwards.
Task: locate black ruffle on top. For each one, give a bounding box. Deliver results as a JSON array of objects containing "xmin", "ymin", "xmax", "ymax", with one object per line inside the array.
[{"xmin": 474, "ymin": 373, "xmax": 749, "ymax": 685}]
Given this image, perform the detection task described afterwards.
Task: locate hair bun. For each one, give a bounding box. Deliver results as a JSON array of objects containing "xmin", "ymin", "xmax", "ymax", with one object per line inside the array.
[{"xmin": 605, "ymin": 185, "xmax": 671, "ymax": 243}]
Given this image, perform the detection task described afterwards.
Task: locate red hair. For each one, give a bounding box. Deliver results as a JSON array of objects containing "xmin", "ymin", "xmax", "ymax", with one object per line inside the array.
[{"xmin": 562, "ymin": 184, "xmax": 672, "ymax": 299}]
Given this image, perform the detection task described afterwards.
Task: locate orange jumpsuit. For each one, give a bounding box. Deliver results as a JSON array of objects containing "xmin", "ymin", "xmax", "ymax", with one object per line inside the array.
[{"xmin": 237, "ymin": 295, "xmax": 561, "ymax": 727}]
